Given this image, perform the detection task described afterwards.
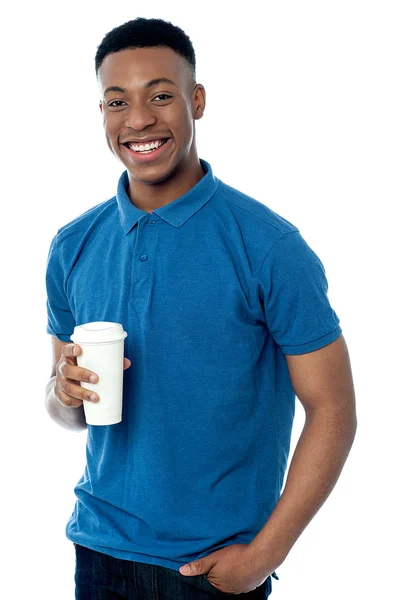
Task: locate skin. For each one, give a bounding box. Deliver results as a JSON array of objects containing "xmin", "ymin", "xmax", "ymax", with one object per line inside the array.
[{"xmin": 97, "ymin": 47, "xmax": 206, "ymax": 213}]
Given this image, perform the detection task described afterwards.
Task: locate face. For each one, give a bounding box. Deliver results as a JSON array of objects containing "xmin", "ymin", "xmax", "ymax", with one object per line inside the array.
[{"xmin": 98, "ymin": 47, "xmax": 205, "ymax": 185}]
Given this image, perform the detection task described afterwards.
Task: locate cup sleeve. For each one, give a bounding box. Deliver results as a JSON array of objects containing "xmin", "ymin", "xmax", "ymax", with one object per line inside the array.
[
  {"xmin": 257, "ymin": 231, "xmax": 342, "ymax": 355},
  {"xmin": 45, "ymin": 234, "xmax": 76, "ymax": 342}
]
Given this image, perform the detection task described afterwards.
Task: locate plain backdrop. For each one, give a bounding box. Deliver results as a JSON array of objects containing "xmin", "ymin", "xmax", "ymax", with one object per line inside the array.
[{"xmin": 1, "ymin": 1, "xmax": 398, "ymax": 598}]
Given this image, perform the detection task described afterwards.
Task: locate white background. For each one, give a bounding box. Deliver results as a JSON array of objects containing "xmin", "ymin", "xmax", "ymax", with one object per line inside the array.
[{"xmin": 1, "ymin": 1, "xmax": 398, "ymax": 598}]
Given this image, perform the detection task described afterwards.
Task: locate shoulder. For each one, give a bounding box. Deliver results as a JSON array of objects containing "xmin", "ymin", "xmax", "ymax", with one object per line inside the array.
[
  {"xmin": 215, "ymin": 179, "xmax": 299, "ymax": 245},
  {"xmin": 47, "ymin": 196, "xmax": 117, "ymax": 272},
  {"xmin": 55, "ymin": 196, "xmax": 117, "ymax": 242}
]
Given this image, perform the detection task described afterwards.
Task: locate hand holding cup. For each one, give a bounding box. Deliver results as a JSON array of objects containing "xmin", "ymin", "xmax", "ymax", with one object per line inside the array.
[
  {"xmin": 69, "ymin": 322, "xmax": 129, "ymax": 425},
  {"xmin": 55, "ymin": 343, "xmax": 131, "ymax": 409}
]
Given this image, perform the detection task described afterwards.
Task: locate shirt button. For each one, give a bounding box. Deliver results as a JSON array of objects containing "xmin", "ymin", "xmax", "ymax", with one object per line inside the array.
[
  {"xmin": 149, "ymin": 221, "xmax": 156, "ymax": 226},
  {"xmin": 140, "ymin": 254, "xmax": 148, "ymax": 261}
]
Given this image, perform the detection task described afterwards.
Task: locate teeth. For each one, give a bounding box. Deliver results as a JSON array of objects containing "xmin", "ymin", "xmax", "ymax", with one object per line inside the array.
[{"xmin": 129, "ymin": 139, "xmax": 165, "ymax": 152}]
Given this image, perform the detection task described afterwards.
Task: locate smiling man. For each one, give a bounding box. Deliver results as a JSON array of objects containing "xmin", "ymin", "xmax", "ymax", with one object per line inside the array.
[
  {"xmin": 99, "ymin": 45, "xmax": 206, "ymax": 211},
  {"xmin": 44, "ymin": 17, "xmax": 357, "ymax": 600}
]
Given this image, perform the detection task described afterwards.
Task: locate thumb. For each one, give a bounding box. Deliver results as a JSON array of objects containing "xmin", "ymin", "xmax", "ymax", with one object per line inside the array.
[{"xmin": 179, "ymin": 558, "xmax": 207, "ymax": 576}]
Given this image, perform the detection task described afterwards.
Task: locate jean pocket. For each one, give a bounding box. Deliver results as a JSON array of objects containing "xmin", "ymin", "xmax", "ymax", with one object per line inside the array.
[
  {"xmin": 200, "ymin": 574, "xmax": 231, "ymax": 596},
  {"xmin": 201, "ymin": 573, "xmax": 274, "ymax": 597}
]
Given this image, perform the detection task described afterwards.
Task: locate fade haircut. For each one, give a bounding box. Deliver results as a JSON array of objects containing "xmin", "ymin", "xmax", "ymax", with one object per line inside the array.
[{"xmin": 95, "ymin": 17, "xmax": 197, "ymax": 88}]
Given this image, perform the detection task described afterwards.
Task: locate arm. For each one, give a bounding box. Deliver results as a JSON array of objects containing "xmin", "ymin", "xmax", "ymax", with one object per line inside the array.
[{"xmin": 248, "ymin": 334, "xmax": 357, "ymax": 567}]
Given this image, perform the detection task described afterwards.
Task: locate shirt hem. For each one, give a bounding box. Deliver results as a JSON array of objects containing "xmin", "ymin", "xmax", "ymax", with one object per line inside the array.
[
  {"xmin": 46, "ymin": 328, "xmax": 72, "ymax": 342},
  {"xmin": 280, "ymin": 324, "xmax": 342, "ymax": 355},
  {"xmin": 68, "ymin": 535, "xmax": 187, "ymax": 571}
]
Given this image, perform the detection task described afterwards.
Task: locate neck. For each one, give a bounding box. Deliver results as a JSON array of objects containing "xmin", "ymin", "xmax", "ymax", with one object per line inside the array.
[{"xmin": 126, "ymin": 151, "xmax": 205, "ymax": 214}]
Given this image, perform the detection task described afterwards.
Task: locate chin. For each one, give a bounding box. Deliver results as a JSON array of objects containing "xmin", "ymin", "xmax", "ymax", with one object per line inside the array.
[{"xmin": 127, "ymin": 164, "xmax": 176, "ymax": 185}]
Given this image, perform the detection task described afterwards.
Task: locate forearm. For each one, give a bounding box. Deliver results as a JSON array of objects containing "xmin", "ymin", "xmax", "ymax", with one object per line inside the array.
[
  {"xmin": 248, "ymin": 405, "xmax": 357, "ymax": 565},
  {"xmin": 44, "ymin": 376, "xmax": 87, "ymax": 432}
]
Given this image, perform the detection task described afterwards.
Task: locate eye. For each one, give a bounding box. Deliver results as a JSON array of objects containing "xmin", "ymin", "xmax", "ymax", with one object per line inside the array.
[
  {"xmin": 108, "ymin": 100, "xmax": 126, "ymax": 108},
  {"xmin": 153, "ymin": 94, "xmax": 172, "ymax": 101}
]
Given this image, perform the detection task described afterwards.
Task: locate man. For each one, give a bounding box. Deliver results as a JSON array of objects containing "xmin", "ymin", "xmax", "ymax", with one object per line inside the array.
[{"xmin": 44, "ymin": 16, "xmax": 357, "ymax": 600}]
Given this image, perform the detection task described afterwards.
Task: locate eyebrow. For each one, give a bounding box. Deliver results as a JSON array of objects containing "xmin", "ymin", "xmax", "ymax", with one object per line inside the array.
[{"xmin": 104, "ymin": 78, "xmax": 178, "ymax": 96}]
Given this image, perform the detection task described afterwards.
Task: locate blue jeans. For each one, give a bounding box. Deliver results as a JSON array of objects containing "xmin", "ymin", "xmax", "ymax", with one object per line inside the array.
[{"xmin": 74, "ymin": 543, "xmax": 278, "ymax": 599}]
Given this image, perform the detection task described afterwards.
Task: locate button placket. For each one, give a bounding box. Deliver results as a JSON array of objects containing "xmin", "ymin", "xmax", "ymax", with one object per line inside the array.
[{"xmin": 130, "ymin": 214, "xmax": 159, "ymax": 306}]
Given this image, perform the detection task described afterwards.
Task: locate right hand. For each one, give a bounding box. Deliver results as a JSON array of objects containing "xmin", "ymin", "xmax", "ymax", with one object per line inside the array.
[{"xmin": 55, "ymin": 343, "xmax": 131, "ymax": 408}]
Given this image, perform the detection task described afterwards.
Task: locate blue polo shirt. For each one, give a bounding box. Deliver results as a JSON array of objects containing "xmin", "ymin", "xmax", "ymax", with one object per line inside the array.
[{"xmin": 45, "ymin": 158, "xmax": 342, "ymax": 570}]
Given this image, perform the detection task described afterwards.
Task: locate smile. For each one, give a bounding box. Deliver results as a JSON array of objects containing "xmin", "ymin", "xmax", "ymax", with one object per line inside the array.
[{"xmin": 122, "ymin": 138, "xmax": 172, "ymax": 163}]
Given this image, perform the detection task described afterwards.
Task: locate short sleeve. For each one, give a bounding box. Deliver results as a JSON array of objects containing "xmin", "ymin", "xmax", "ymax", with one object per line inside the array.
[
  {"xmin": 45, "ymin": 234, "xmax": 76, "ymax": 342},
  {"xmin": 257, "ymin": 231, "xmax": 342, "ymax": 355}
]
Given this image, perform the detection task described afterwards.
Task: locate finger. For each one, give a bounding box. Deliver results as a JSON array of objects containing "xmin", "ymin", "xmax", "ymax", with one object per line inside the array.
[
  {"xmin": 62, "ymin": 344, "xmax": 81, "ymax": 358},
  {"xmin": 123, "ymin": 358, "xmax": 131, "ymax": 370},
  {"xmin": 56, "ymin": 388, "xmax": 84, "ymax": 408},
  {"xmin": 58, "ymin": 360, "xmax": 68, "ymax": 377},
  {"xmin": 59, "ymin": 378, "xmax": 99, "ymax": 404},
  {"xmin": 59, "ymin": 361, "xmax": 98, "ymax": 384}
]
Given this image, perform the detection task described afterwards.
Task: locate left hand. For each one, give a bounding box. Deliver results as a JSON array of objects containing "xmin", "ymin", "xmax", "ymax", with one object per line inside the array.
[{"xmin": 179, "ymin": 543, "xmax": 272, "ymax": 595}]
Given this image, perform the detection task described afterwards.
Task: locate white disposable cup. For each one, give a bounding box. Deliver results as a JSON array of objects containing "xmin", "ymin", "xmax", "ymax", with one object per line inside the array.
[{"xmin": 70, "ymin": 322, "xmax": 128, "ymax": 426}]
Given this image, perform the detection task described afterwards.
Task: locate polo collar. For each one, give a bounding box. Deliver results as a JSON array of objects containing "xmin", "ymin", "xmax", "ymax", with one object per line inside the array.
[{"xmin": 116, "ymin": 158, "xmax": 219, "ymax": 234}]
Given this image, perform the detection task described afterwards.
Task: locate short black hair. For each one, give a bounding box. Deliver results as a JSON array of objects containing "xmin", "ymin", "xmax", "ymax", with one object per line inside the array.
[{"xmin": 95, "ymin": 17, "xmax": 196, "ymax": 85}]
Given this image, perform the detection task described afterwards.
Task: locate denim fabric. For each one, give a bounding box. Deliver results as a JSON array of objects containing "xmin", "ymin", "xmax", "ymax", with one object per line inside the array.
[{"xmin": 74, "ymin": 544, "xmax": 278, "ymax": 599}]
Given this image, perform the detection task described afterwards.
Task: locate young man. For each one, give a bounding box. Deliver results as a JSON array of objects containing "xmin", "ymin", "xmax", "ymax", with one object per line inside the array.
[{"xmin": 45, "ymin": 17, "xmax": 357, "ymax": 600}]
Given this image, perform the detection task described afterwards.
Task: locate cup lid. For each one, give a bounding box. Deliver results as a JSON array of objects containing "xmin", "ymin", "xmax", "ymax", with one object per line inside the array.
[{"xmin": 70, "ymin": 322, "xmax": 127, "ymax": 344}]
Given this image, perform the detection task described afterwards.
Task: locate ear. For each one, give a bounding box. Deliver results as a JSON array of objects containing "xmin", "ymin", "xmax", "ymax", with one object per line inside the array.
[
  {"xmin": 193, "ymin": 84, "xmax": 206, "ymax": 120},
  {"xmin": 99, "ymin": 101, "xmax": 103, "ymax": 114}
]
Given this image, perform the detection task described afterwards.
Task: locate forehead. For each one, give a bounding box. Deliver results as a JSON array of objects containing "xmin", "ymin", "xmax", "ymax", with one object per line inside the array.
[{"xmin": 98, "ymin": 47, "xmax": 186, "ymax": 90}]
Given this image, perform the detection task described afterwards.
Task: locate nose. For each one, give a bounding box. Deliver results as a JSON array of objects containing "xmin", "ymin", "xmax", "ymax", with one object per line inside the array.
[{"xmin": 124, "ymin": 102, "xmax": 157, "ymax": 130}]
